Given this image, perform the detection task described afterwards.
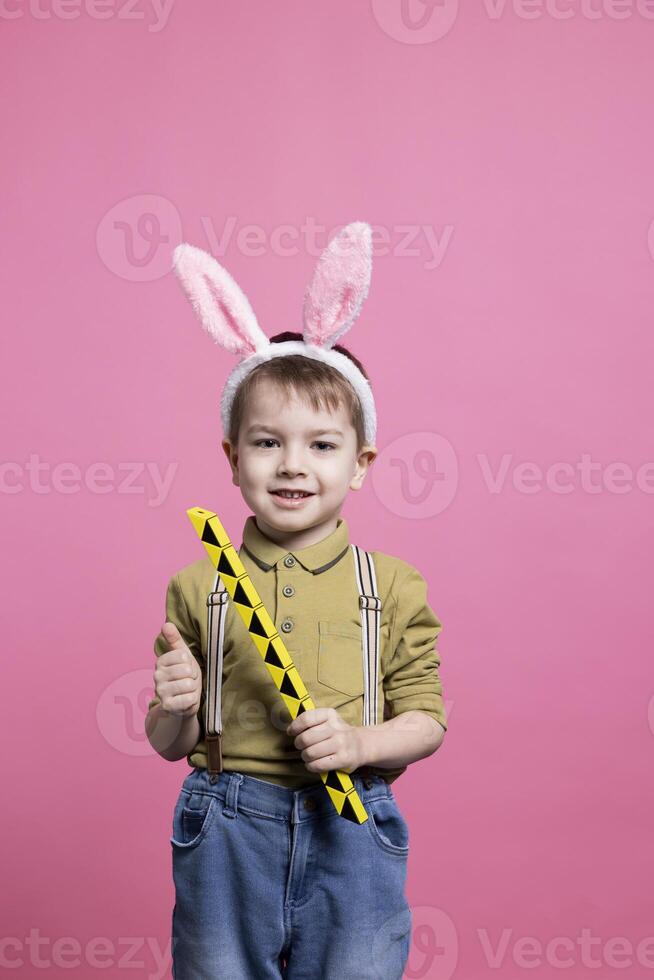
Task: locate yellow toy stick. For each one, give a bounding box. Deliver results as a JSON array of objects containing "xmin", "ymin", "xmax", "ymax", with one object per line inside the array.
[{"xmin": 187, "ymin": 506, "xmax": 369, "ymax": 825}]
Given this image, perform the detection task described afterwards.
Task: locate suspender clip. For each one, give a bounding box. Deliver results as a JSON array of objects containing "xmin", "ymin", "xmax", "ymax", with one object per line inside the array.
[
  {"xmin": 207, "ymin": 590, "xmax": 229, "ymax": 607},
  {"xmin": 359, "ymin": 594, "xmax": 382, "ymax": 612},
  {"xmin": 206, "ymin": 732, "xmax": 223, "ymax": 779}
]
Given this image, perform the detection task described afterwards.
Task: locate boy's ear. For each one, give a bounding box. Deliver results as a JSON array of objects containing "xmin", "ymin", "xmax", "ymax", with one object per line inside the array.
[
  {"xmin": 221, "ymin": 439, "xmax": 239, "ymax": 485},
  {"xmin": 351, "ymin": 445, "xmax": 377, "ymax": 490},
  {"xmin": 360, "ymin": 445, "xmax": 377, "ymax": 467}
]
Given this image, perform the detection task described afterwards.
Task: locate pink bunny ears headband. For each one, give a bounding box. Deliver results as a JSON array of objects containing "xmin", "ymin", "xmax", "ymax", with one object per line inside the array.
[{"xmin": 171, "ymin": 220, "xmax": 377, "ymax": 447}]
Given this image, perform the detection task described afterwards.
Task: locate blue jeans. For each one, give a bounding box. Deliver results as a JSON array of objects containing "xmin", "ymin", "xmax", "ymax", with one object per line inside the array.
[{"xmin": 170, "ymin": 767, "xmax": 412, "ymax": 979}]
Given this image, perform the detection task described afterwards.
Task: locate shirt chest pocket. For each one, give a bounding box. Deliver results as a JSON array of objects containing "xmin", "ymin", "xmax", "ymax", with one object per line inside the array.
[{"xmin": 317, "ymin": 621, "xmax": 364, "ymax": 698}]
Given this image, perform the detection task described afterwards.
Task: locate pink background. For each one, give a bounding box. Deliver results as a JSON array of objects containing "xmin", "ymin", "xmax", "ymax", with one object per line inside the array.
[{"xmin": 2, "ymin": 3, "xmax": 653, "ymax": 978}]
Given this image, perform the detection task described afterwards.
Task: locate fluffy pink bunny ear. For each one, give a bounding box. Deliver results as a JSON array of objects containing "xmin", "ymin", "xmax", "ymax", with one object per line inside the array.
[
  {"xmin": 172, "ymin": 243, "xmax": 269, "ymax": 358},
  {"xmin": 302, "ymin": 221, "xmax": 372, "ymax": 348}
]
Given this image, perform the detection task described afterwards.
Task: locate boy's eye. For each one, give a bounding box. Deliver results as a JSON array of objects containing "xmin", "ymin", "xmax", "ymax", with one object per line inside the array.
[{"xmin": 253, "ymin": 439, "xmax": 335, "ymax": 452}]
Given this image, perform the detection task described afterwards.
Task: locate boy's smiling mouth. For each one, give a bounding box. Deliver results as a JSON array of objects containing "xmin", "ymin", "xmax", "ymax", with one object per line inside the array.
[
  {"xmin": 269, "ymin": 488, "xmax": 315, "ymax": 498},
  {"xmin": 269, "ymin": 488, "xmax": 316, "ymax": 506}
]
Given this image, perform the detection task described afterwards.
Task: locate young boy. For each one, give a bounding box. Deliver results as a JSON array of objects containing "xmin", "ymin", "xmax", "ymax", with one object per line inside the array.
[{"xmin": 145, "ymin": 224, "xmax": 448, "ymax": 979}]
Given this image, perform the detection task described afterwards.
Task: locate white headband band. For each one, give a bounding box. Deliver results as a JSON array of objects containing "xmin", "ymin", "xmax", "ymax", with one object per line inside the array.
[{"xmin": 172, "ymin": 221, "xmax": 377, "ymax": 447}]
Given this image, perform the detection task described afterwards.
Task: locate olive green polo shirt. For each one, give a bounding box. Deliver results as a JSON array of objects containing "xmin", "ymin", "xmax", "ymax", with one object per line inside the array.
[{"xmin": 149, "ymin": 514, "xmax": 447, "ymax": 789}]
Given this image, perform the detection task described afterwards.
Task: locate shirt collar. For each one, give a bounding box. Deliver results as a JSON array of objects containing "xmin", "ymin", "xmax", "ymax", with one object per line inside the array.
[{"xmin": 240, "ymin": 515, "xmax": 351, "ymax": 574}]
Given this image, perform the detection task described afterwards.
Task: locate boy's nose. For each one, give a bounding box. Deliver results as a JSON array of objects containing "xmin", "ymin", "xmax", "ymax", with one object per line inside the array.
[{"xmin": 278, "ymin": 453, "xmax": 308, "ymax": 475}]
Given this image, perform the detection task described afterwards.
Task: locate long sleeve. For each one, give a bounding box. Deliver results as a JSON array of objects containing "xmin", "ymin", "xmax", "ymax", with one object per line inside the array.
[
  {"xmin": 148, "ymin": 573, "xmax": 202, "ymax": 712},
  {"xmin": 383, "ymin": 563, "xmax": 447, "ymax": 731}
]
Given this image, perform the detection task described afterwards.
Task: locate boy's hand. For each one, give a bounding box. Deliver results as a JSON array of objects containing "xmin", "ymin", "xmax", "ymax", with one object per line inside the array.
[
  {"xmin": 153, "ymin": 622, "xmax": 202, "ymax": 719},
  {"xmin": 286, "ymin": 708, "xmax": 366, "ymax": 774}
]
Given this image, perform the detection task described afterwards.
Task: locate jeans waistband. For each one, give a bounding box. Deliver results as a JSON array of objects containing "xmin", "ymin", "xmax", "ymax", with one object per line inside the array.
[{"xmin": 180, "ymin": 767, "xmax": 393, "ymax": 822}]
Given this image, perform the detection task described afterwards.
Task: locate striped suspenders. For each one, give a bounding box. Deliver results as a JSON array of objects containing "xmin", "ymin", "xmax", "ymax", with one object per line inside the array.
[
  {"xmin": 351, "ymin": 544, "xmax": 382, "ymax": 728},
  {"xmin": 203, "ymin": 544, "xmax": 382, "ymax": 778}
]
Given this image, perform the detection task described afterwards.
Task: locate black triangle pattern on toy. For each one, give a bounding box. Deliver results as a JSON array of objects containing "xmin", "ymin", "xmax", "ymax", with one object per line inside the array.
[
  {"xmin": 217, "ymin": 550, "xmax": 236, "ymax": 576},
  {"xmin": 280, "ymin": 673, "xmax": 297, "ymax": 696},
  {"xmin": 233, "ymin": 580, "xmax": 250, "ymax": 606},
  {"xmin": 248, "ymin": 610, "xmax": 267, "ymax": 637},
  {"xmin": 340, "ymin": 795, "xmax": 360, "ymax": 823},
  {"xmin": 201, "ymin": 522, "xmax": 220, "ymax": 547},
  {"xmin": 263, "ymin": 642, "xmax": 284, "ymax": 669},
  {"xmin": 325, "ymin": 770, "xmax": 341, "ymax": 791}
]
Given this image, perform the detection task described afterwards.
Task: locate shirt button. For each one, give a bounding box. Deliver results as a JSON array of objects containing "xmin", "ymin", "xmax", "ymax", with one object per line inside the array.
[
  {"xmin": 363, "ymin": 778, "xmax": 374, "ymax": 790},
  {"xmin": 303, "ymin": 797, "xmax": 317, "ymax": 811},
  {"xmin": 283, "ymin": 585, "xmax": 295, "ymax": 597},
  {"xmin": 284, "ymin": 555, "xmax": 296, "ymax": 567},
  {"xmin": 281, "ymin": 619, "xmax": 294, "ymax": 633}
]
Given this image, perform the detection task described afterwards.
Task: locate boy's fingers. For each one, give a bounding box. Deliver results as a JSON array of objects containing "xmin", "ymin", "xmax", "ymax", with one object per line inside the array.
[{"xmin": 162, "ymin": 621, "xmax": 187, "ymax": 651}]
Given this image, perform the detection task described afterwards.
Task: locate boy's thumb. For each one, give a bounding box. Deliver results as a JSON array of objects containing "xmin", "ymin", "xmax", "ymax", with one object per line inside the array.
[{"xmin": 162, "ymin": 621, "xmax": 186, "ymax": 651}]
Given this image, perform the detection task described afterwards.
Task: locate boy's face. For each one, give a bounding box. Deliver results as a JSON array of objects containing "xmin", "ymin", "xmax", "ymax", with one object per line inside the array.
[{"xmin": 222, "ymin": 379, "xmax": 377, "ymax": 545}]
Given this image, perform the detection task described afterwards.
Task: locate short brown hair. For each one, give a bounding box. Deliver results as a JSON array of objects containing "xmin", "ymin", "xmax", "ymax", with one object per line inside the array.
[{"xmin": 228, "ymin": 331, "xmax": 371, "ymax": 452}]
